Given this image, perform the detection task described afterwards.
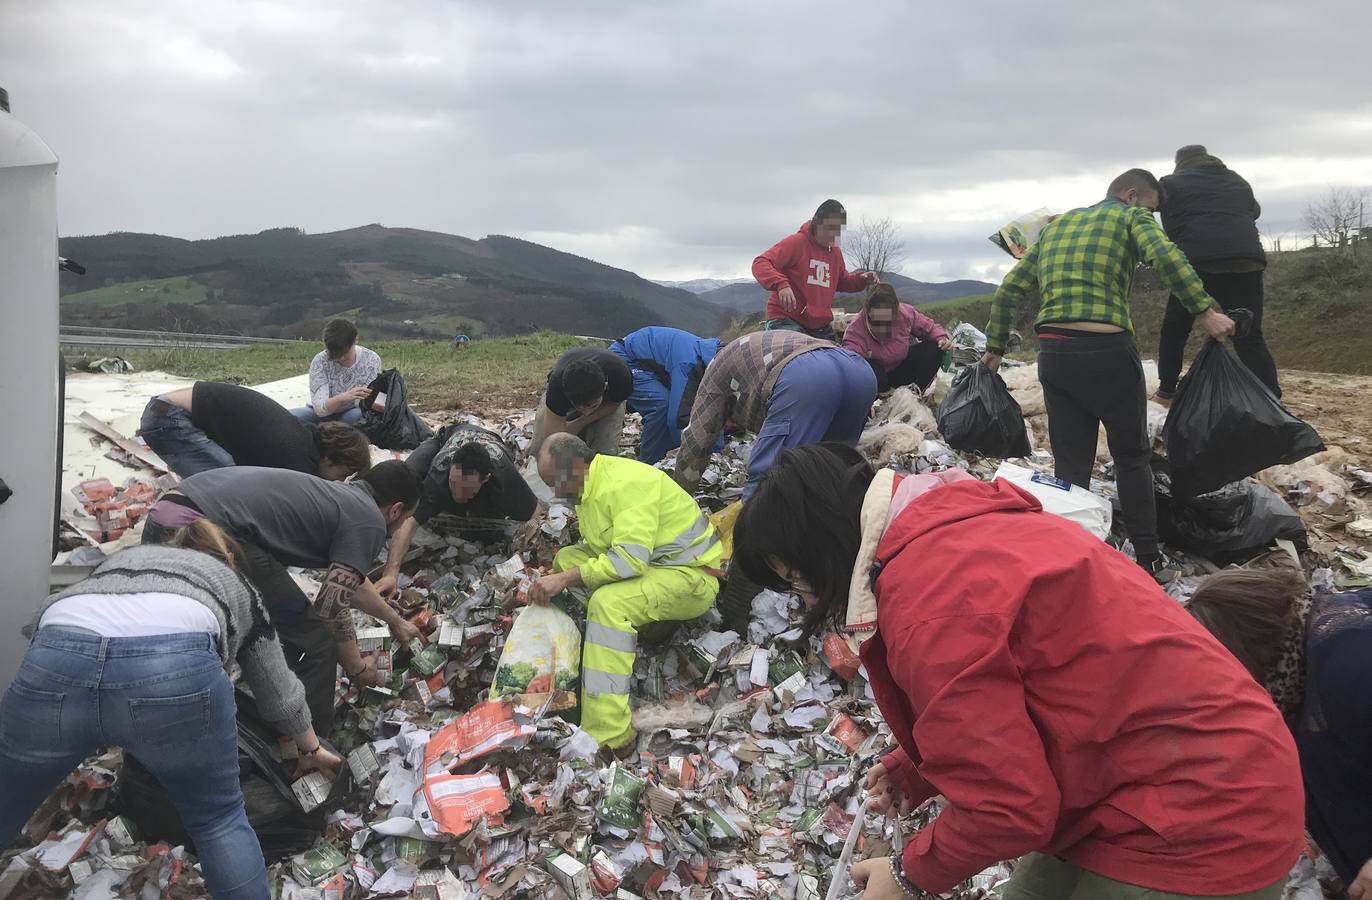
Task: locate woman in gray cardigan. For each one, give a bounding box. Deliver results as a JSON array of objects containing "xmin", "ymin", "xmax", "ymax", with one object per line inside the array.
[{"xmin": 0, "ymin": 522, "xmax": 341, "ymax": 900}]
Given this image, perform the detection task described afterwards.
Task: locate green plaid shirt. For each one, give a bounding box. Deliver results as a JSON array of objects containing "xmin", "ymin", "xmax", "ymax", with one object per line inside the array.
[{"xmin": 985, "ymin": 198, "xmax": 1214, "ymax": 354}]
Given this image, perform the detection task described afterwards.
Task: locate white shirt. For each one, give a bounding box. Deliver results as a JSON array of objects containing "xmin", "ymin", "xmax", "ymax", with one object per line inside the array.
[
  {"xmin": 40, "ymin": 592, "xmax": 221, "ymax": 638},
  {"xmin": 308, "ymin": 346, "xmax": 382, "ymax": 415}
]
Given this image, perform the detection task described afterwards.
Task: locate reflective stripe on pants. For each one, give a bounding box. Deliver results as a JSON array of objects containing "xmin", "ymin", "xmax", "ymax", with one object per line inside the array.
[{"xmin": 553, "ymin": 545, "xmax": 720, "ymax": 750}]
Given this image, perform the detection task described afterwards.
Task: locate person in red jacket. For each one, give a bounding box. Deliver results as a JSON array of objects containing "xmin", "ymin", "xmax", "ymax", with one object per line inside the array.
[
  {"xmin": 754, "ymin": 199, "xmax": 878, "ymax": 340},
  {"xmin": 734, "ymin": 443, "xmax": 1304, "ymax": 900}
]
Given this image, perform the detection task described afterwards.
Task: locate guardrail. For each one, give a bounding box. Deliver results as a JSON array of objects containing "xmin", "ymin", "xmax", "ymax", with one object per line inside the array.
[{"xmin": 60, "ymin": 326, "xmax": 300, "ymax": 351}]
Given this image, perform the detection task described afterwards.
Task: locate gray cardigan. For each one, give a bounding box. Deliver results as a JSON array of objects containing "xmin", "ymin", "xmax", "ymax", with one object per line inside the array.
[{"xmin": 34, "ymin": 544, "xmax": 312, "ymax": 736}]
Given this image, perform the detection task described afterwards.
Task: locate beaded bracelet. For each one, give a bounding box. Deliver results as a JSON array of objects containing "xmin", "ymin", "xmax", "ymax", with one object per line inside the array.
[{"xmin": 889, "ymin": 854, "xmax": 924, "ymax": 899}]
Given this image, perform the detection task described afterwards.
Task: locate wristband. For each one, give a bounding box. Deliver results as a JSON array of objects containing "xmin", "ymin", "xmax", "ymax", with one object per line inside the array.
[
  {"xmin": 299, "ymin": 743, "xmax": 323, "ymax": 756},
  {"xmin": 889, "ymin": 854, "xmax": 924, "ymax": 899},
  {"xmin": 345, "ymin": 663, "xmax": 367, "ymax": 678}
]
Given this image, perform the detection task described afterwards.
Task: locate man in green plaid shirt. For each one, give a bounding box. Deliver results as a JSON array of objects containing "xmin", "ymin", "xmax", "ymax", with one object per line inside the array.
[{"xmin": 982, "ymin": 169, "xmax": 1235, "ymax": 582}]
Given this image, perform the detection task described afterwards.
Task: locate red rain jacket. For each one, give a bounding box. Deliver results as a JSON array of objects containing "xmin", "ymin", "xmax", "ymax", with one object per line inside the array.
[
  {"xmin": 753, "ymin": 222, "xmax": 868, "ymax": 330},
  {"xmin": 860, "ymin": 477, "xmax": 1304, "ymax": 895}
]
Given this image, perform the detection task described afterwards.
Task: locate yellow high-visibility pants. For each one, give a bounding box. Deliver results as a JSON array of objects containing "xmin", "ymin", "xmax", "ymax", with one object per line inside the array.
[{"xmin": 553, "ymin": 546, "xmax": 719, "ymax": 749}]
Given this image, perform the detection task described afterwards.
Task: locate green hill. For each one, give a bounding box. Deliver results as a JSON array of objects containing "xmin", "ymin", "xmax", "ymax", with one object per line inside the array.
[{"xmin": 58, "ymin": 225, "xmax": 720, "ymax": 339}]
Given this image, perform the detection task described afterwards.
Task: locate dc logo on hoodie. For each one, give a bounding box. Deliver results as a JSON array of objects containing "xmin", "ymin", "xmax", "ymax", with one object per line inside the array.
[{"xmin": 807, "ymin": 259, "xmax": 831, "ymax": 288}]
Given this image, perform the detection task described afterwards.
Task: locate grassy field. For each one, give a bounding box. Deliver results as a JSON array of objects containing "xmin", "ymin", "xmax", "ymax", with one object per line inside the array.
[
  {"xmin": 61, "ymin": 276, "xmax": 211, "ymax": 307},
  {"xmin": 76, "ymin": 332, "xmax": 587, "ymax": 412}
]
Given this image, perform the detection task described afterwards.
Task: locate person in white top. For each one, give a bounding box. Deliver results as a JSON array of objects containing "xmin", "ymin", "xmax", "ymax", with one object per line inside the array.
[{"xmin": 291, "ymin": 318, "xmax": 382, "ymax": 425}]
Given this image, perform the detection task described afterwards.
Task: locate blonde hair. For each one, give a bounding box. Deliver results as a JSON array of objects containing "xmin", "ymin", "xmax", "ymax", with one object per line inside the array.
[{"xmin": 168, "ymin": 518, "xmax": 244, "ymax": 568}]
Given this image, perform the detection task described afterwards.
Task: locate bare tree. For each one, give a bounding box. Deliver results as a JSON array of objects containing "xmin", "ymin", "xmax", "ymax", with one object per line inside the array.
[
  {"xmin": 846, "ymin": 216, "xmax": 906, "ymax": 277},
  {"xmin": 1305, "ymin": 187, "xmax": 1369, "ymax": 249}
]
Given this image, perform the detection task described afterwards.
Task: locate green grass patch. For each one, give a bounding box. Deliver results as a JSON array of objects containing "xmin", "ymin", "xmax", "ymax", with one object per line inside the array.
[
  {"xmin": 62, "ymin": 276, "xmax": 211, "ymax": 307},
  {"xmin": 110, "ymin": 331, "xmax": 585, "ymax": 411}
]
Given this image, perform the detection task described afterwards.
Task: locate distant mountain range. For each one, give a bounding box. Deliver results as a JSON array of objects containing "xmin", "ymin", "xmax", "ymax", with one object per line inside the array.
[
  {"xmin": 57, "ymin": 226, "xmax": 995, "ymax": 340},
  {"xmin": 691, "ymin": 271, "xmax": 997, "ymax": 311}
]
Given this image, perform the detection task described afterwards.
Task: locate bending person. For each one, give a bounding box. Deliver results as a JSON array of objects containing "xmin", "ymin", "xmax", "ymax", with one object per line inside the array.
[
  {"xmin": 141, "ymin": 380, "xmax": 371, "ymax": 480},
  {"xmin": 375, "ymin": 424, "xmax": 538, "ymax": 596},
  {"xmin": 0, "ymin": 531, "xmax": 341, "ymax": 899},
  {"xmin": 1188, "ymin": 569, "xmax": 1372, "ymax": 895},
  {"xmin": 734, "ymin": 444, "xmax": 1302, "ymax": 900},
  {"xmin": 528, "ymin": 434, "xmax": 721, "ymax": 752},
  {"xmin": 754, "ymin": 199, "xmax": 878, "ymax": 339},
  {"xmin": 529, "ymin": 347, "xmax": 633, "ymax": 458},
  {"xmin": 608, "ymin": 326, "xmax": 723, "ymax": 464},
  {"xmin": 676, "ymin": 331, "xmax": 875, "ymax": 500},
  {"xmin": 842, "ymin": 283, "xmax": 953, "ymax": 393},
  {"xmin": 143, "ymin": 462, "xmax": 421, "ymax": 736}
]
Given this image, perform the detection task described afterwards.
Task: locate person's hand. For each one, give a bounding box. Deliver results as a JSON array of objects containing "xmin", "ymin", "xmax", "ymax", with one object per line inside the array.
[
  {"xmin": 374, "ymin": 573, "xmax": 398, "ymax": 600},
  {"xmin": 348, "ymin": 658, "xmax": 382, "ymax": 687},
  {"xmin": 777, "ymin": 285, "xmax": 798, "ymax": 313},
  {"xmin": 1198, "ymin": 307, "xmax": 1236, "ymax": 341},
  {"xmin": 980, "ymin": 352, "xmax": 1003, "ymax": 373},
  {"xmin": 862, "ymin": 271, "xmax": 880, "ymax": 285},
  {"xmin": 937, "ymin": 338, "xmax": 955, "ymax": 351},
  {"xmin": 526, "ymin": 571, "xmax": 568, "ymax": 606},
  {"xmin": 865, "ymin": 762, "xmax": 914, "ymax": 817},
  {"xmin": 390, "ymin": 618, "xmax": 422, "ymax": 645},
  {"xmin": 1348, "ymin": 857, "xmax": 1372, "ymax": 900},
  {"xmin": 850, "ymin": 858, "xmax": 905, "ymax": 900},
  {"xmin": 293, "ymin": 745, "xmax": 344, "ymax": 778}
]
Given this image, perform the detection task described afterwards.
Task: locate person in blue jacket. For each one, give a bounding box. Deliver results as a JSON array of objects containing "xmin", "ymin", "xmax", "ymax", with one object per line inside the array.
[{"xmin": 609, "ymin": 327, "xmax": 724, "ymax": 464}]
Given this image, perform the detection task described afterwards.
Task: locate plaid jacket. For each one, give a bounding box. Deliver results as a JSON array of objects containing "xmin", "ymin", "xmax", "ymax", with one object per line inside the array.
[
  {"xmin": 986, "ymin": 198, "xmax": 1215, "ymax": 354},
  {"xmin": 675, "ymin": 331, "xmax": 830, "ymax": 490}
]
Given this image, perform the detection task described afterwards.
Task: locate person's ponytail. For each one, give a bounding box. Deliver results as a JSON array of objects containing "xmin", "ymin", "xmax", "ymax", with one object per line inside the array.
[{"xmin": 168, "ymin": 518, "xmax": 244, "ymax": 568}]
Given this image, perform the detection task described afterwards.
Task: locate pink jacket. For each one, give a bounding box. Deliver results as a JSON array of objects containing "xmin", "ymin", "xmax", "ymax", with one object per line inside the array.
[{"xmin": 842, "ymin": 303, "xmax": 948, "ymax": 372}]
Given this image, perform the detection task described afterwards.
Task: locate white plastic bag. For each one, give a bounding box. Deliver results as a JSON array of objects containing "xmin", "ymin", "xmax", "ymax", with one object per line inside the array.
[
  {"xmin": 491, "ymin": 604, "xmax": 581, "ymax": 710},
  {"xmin": 994, "ymin": 462, "xmax": 1112, "ymax": 540}
]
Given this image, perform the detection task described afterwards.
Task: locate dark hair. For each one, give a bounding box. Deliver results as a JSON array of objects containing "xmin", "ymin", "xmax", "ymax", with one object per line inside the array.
[
  {"xmin": 734, "ymin": 443, "xmax": 874, "ymax": 634},
  {"xmin": 1186, "ymin": 568, "xmax": 1307, "ymax": 682},
  {"xmin": 1107, "ymin": 168, "xmax": 1161, "ymax": 199},
  {"xmin": 811, "ymin": 199, "xmax": 847, "ymax": 230},
  {"xmin": 1175, "ymin": 144, "xmax": 1208, "ymax": 165},
  {"xmin": 323, "ymin": 318, "xmax": 359, "ymax": 359},
  {"xmin": 315, "ymin": 423, "xmax": 372, "ymax": 474},
  {"xmin": 359, "ymin": 459, "xmax": 420, "ymax": 511},
  {"xmin": 864, "ymin": 283, "xmax": 899, "ymax": 314},
  {"xmin": 561, "ymin": 358, "xmax": 607, "ymax": 407},
  {"xmin": 452, "ymin": 442, "xmax": 495, "ymax": 480}
]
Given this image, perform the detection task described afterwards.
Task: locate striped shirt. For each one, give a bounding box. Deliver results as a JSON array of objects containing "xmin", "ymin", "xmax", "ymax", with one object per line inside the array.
[{"xmin": 985, "ymin": 198, "xmax": 1215, "ymax": 354}]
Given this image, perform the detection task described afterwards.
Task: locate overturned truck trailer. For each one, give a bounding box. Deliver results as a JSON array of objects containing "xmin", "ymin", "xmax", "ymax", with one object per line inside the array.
[{"xmin": 0, "ymin": 87, "xmax": 61, "ymax": 689}]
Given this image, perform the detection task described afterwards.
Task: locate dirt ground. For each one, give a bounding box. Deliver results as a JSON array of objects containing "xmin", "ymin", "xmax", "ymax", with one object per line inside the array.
[{"xmin": 1280, "ymin": 370, "xmax": 1371, "ymax": 464}]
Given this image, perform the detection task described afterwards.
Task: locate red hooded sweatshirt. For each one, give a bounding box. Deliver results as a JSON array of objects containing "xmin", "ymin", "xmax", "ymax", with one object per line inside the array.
[
  {"xmin": 753, "ymin": 222, "xmax": 869, "ymax": 330},
  {"xmin": 858, "ymin": 477, "xmax": 1304, "ymax": 896}
]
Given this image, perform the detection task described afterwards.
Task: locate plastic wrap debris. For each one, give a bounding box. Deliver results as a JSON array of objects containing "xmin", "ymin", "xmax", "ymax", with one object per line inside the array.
[
  {"xmin": 491, "ymin": 605, "xmax": 581, "ymax": 711},
  {"xmin": 989, "ymin": 208, "xmax": 1058, "ymax": 259},
  {"xmin": 994, "ymin": 462, "xmax": 1113, "ymax": 540}
]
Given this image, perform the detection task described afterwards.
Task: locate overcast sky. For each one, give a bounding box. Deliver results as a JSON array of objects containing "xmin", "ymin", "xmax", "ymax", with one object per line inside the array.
[{"xmin": 4, "ymin": 0, "xmax": 1370, "ymax": 284}]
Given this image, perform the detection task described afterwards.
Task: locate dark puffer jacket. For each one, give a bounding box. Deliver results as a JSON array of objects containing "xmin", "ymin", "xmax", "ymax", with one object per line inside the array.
[{"xmin": 1160, "ymin": 156, "xmax": 1265, "ymax": 269}]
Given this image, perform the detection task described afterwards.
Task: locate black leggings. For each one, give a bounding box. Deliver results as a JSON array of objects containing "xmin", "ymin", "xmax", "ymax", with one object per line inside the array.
[
  {"xmin": 1157, "ymin": 269, "xmax": 1279, "ymax": 396},
  {"xmin": 869, "ymin": 339, "xmax": 944, "ymax": 393}
]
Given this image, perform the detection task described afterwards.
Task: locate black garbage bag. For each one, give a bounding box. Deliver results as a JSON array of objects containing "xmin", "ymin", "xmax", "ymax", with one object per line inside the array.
[
  {"xmin": 1154, "ymin": 463, "xmax": 1307, "ymax": 565},
  {"xmin": 113, "ymin": 697, "xmax": 352, "ymax": 862},
  {"xmin": 935, "ymin": 362, "xmax": 1031, "ymax": 459},
  {"xmin": 359, "ymin": 368, "xmax": 434, "ymax": 451},
  {"xmin": 1163, "ymin": 341, "xmax": 1323, "ymax": 497}
]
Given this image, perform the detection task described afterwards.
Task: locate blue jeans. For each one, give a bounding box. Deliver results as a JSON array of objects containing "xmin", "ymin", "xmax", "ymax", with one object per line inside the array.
[
  {"xmin": 0, "ymin": 630, "xmax": 268, "ymax": 900},
  {"xmin": 140, "ymin": 398, "xmax": 235, "ymax": 477},
  {"xmin": 763, "ymin": 317, "xmax": 838, "ymax": 342},
  {"xmin": 289, "ymin": 405, "xmax": 362, "ymax": 425},
  {"xmin": 745, "ymin": 347, "xmax": 876, "ymax": 499}
]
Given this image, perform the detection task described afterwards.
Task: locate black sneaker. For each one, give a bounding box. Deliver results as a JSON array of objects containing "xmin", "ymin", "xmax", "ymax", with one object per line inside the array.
[
  {"xmin": 1152, "ymin": 387, "xmax": 1176, "ymax": 406},
  {"xmin": 1140, "ymin": 556, "xmax": 1180, "ymax": 585}
]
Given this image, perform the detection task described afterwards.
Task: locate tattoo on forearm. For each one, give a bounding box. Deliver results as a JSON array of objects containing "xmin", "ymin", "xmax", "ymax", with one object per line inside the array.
[{"xmin": 316, "ymin": 565, "xmax": 361, "ymax": 641}]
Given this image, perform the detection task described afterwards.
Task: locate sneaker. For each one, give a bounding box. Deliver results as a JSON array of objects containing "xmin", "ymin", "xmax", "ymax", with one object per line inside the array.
[{"xmin": 1140, "ymin": 556, "xmax": 1181, "ymax": 585}]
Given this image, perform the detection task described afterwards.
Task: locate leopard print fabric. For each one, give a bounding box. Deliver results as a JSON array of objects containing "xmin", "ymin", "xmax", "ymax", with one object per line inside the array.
[{"xmin": 1263, "ymin": 589, "xmax": 1311, "ymax": 722}]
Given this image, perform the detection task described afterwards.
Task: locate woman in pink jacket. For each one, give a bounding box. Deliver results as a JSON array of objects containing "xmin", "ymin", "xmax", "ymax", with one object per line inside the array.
[{"xmin": 842, "ymin": 284, "xmax": 953, "ymax": 393}]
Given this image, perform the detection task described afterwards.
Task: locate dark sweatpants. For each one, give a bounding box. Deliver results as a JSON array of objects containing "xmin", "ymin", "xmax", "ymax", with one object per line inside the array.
[
  {"xmin": 1157, "ymin": 269, "xmax": 1279, "ymax": 397},
  {"xmin": 869, "ymin": 339, "xmax": 945, "ymax": 394},
  {"xmin": 1037, "ymin": 329, "xmax": 1159, "ymax": 562}
]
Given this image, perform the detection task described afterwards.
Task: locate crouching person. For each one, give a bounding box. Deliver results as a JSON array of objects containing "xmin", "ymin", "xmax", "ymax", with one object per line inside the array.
[
  {"xmin": 528, "ymin": 434, "xmax": 721, "ymax": 752},
  {"xmin": 734, "ymin": 443, "xmax": 1304, "ymax": 900},
  {"xmin": 0, "ymin": 529, "xmax": 341, "ymax": 899}
]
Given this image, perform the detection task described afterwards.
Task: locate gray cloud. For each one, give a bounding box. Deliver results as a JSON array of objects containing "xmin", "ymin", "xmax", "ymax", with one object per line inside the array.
[{"xmin": 3, "ymin": 0, "xmax": 1369, "ymax": 283}]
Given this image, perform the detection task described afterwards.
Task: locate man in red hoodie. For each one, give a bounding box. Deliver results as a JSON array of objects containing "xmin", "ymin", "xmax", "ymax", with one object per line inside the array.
[
  {"xmin": 734, "ymin": 444, "xmax": 1304, "ymax": 900},
  {"xmin": 754, "ymin": 199, "xmax": 878, "ymax": 340}
]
